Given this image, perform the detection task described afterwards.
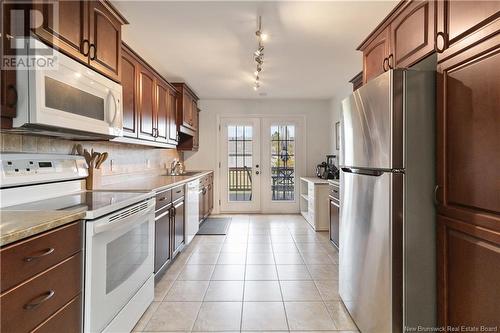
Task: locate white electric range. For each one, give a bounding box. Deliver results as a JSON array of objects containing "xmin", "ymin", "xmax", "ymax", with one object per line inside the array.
[{"xmin": 0, "ymin": 153, "xmax": 155, "ymax": 333}]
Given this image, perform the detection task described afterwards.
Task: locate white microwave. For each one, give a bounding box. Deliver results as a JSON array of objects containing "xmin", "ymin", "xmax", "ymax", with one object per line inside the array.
[{"xmin": 13, "ymin": 39, "xmax": 123, "ymax": 139}]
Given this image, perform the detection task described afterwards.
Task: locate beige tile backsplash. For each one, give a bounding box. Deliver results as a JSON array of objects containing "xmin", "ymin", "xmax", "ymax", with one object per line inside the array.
[{"xmin": 0, "ymin": 133, "xmax": 182, "ymax": 184}]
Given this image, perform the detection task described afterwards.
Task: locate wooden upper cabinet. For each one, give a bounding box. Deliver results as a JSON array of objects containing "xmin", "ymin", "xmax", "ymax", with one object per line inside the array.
[
  {"xmin": 437, "ymin": 0, "xmax": 500, "ymax": 53},
  {"xmin": 1, "ymin": 2, "xmax": 17, "ymax": 129},
  {"xmin": 389, "ymin": 0, "xmax": 436, "ymax": 68},
  {"xmin": 167, "ymin": 88, "xmax": 179, "ymax": 144},
  {"xmin": 88, "ymin": 1, "xmax": 124, "ymax": 82},
  {"xmin": 121, "ymin": 45, "xmax": 139, "ymax": 138},
  {"xmin": 33, "ymin": 1, "xmax": 89, "ymax": 63},
  {"xmin": 173, "ymin": 83, "xmax": 199, "ymax": 136},
  {"xmin": 359, "ymin": 26, "xmax": 390, "ymax": 83},
  {"xmin": 436, "ymin": 28, "xmax": 500, "ymax": 225},
  {"xmin": 31, "ymin": 1, "xmax": 127, "ymax": 83},
  {"xmin": 138, "ymin": 67, "xmax": 156, "ymax": 141},
  {"xmin": 155, "ymin": 79, "xmax": 169, "ymax": 143}
]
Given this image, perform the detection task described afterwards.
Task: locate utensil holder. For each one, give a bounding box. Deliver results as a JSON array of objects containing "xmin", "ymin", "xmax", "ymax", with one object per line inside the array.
[{"xmin": 86, "ymin": 167, "xmax": 102, "ymax": 190}]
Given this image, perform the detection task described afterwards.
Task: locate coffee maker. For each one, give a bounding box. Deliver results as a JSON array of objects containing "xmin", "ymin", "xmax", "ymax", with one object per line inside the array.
[{"xmin": 316, "ymin": 155, "xmax": 339, "ymax": 179}]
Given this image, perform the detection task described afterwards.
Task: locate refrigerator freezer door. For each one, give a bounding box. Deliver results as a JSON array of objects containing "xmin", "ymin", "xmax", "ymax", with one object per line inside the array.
[
  {"xmin": 339, "ymin": 169, "xmax": 403, "ymax": 333},
  {"xmin": 340, "ymin": 70, "xmax": 404, "ymax": 170}
]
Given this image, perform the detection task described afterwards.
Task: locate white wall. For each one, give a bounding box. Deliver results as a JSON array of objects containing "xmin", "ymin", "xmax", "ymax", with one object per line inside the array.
[
  {"xmin": 184, "ymin": 99, "xmax": 332, "ymax": 213},
  {"xmin": 328, "ymin": 85, "xmax": 352, "ymax": 166}
]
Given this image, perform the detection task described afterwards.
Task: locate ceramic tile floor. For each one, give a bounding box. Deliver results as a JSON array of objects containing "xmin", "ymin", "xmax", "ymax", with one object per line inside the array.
[{"xmin": 133, "ymin": 214, "xmax": 359, "ymax": 332}]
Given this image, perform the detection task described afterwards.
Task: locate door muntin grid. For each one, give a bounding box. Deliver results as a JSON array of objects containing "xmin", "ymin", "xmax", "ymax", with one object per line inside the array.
[
  {"xmin": 227, "ymin": 125, "xmax": 253, "ymax": 202},
  {"xmin": 271, "ymin": 125, "xmax": 295, "ymax": 201}
]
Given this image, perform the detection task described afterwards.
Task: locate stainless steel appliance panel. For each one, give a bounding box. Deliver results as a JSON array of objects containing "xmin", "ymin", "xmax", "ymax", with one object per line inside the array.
[
  {"xmin": 340, "ymin": 70, "xmax": 403, "ymax": 170},
  {"xmin": 339, "ymin": 170, "xmax": 399, "ymax": 333}
]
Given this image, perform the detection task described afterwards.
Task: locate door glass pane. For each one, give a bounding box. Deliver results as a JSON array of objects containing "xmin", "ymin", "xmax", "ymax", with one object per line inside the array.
[
  {"xmin": 106, "ymin": 221, "xmax": 149, "ymax": 293},
  {"xmin": 228, "ymin": 125, "xmax": 253, "ymax": 202},
  {"xmin": 271, "ymin": 125, "xmax": 295, "ymax": 201}
]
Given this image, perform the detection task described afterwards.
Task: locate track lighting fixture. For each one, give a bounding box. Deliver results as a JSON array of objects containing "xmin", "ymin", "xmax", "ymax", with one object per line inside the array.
[{"xmin": 252, "ymin": 16, "xmax": 267, "ymax": 91}]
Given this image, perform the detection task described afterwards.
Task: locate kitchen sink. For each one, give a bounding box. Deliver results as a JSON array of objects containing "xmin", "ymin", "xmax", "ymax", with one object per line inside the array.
[{"xmin": 164, "ymin": 171, "xmax": 200, "ymax": 177}]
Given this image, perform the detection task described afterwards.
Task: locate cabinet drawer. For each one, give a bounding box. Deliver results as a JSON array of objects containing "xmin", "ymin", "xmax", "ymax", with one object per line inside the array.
[
  {"xmin": 32, "ymin": 294, "xmax": 82, "ymax": 333},
  {"xmin": 1, "ymin": 221, "xmax": 82, "ymax": 293},
  {"xmin": 330, "ymin": 185, "xmax": 339, "ymax": 200},
  {"xmin": 172, "ymin": 185, "xmax": 185, "ymax": 202},
  {"xmin": 156, "ymin": 189, "xmax": 172, "ymax": 211},
  {"xmin": 0, "ymin": 253, "xmax": 82, "ymax": 333}
]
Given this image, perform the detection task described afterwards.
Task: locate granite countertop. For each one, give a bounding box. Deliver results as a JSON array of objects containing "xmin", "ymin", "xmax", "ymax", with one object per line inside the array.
[
  {"xmin": 0, "ymin": 170, "xmax": 212, "ymax": 247},
  {"xmin": 300, "ymin": 177, "xmax": 331, "ymax": 184},
  {"xmin": 0, "ymin": 208, "xmax": 86, "ymax": 247},
  {"xmin": 101, "ymin": 170, "xmax": 213, "ymax": 192}
]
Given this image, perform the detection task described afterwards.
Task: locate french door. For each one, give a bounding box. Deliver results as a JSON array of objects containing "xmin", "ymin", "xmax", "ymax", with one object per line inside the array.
[
  {"xmin": 219, "ymin": 116, "xmax": 304, "ymax": 213},
  {"xmin": 220, "ymin": 118, "xmax": 261, "ymax": 213}
]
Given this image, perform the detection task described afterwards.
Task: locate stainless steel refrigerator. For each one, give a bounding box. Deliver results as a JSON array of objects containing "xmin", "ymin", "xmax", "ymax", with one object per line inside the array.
[{"xmin": 339, "ymin": 69, "xmax": 436, "ymax": 333}]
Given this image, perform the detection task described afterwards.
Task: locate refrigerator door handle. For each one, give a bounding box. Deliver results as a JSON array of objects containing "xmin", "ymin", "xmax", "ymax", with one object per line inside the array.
[{"xmin": 341, "ymin": 167, "xmax": 384, "ymax": 177}]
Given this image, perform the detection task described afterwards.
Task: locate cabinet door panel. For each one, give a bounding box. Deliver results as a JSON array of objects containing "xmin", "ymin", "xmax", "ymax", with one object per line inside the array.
[
  {"xmin": 138, "ymin": 68, "xmax": 156, "ymax": 141},
  {"xmin": 329, "ymin": 199, "xmax": 339, "ymax": 248},
  {"xmin": 155, "ymin": 81, "xmax": 169, "ymax": 143},
  {"xmin": 444, "ymin": 0, "xmax": 500, "ymax": 47},
  {"xmin": 88, "ymin": 1, "xmax": 122, "ymax": 82},
  {"xmin": 362, "ymin": 27, "xmax": 390, "ymax": 83},
  {"xmin": 154, "ymin": 210, "xmax": 171, "ymax": 273},
  {"xmin": 33, "ymin": 1, "xmax": 88, "ymax": 63},
  {"xmin": 437, "ymin": 40, "xmax": 500, "ymax": 217},
  {"xmin": 174, "ymin": 201, "xmax": 185, "ymax": 253},
  {"xmin": 167, "ymin": 88, "xmax": 178, "ymax": 144},
  {"xmin": 390, "ymin": 0, "xmax": 435, "ymax": 68},
  {"xmin": 437, "ymin": 215, "xmax": 500, "ymax": 326},
  {"xmin": 121, "ymin": 48, "xmax": 138, "ymax": 137}
]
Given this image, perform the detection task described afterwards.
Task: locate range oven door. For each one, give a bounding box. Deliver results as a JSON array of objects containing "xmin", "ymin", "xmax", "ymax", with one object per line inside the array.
[
  {"xmin": 84, "ymin": 198, "xmax": 155, "ymax": 333},
  {"xmin": 15, "ymin": 39, "xmax": 123, "ymax": 138}
]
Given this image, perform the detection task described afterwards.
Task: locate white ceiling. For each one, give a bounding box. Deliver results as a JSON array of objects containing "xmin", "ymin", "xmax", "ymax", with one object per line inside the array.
[{"xmin": 113, "ymin": 1, "xmax": 397, "ymax": 99}]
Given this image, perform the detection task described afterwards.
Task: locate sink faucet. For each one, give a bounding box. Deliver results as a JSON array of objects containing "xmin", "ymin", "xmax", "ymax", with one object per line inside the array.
[{"xmin": 170, "ymin": 159, "xmax": 181, "ymax": 175}]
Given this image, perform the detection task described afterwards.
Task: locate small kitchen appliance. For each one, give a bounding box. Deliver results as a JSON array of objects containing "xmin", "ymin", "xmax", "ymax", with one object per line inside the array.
[
  {"xmin": 0, "ymin": 153, "xmax": 155, "ymax": 333},
  {"xmin": 316, "ymin": 155, "xmax": 339, "ymax": 179}
]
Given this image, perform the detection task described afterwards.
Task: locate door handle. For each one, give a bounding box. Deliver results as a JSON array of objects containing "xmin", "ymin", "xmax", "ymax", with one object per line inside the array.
[
  {"xmin": 81, "ymin": 39, "xmax": 90, "ymax": 56},
  {"xmin": 89, "ymin": 44, "xmax": 97, "ymax": 60},
  {"xmin": 387, "ymin": 54, "xmax": 394, "ymax": 69},
  {"xmin": 6, "ymin": 84, "xmax": 17, "ymax": 108},
  {"xmin": 256, "ymin": 171, "xmax": 260, "ymax": 175},
  {"xmin": 24, "ymin": 290, "xmax": 55, "ymax": 310},
  {"xmin": 24, "ymin": 248, "xmax": 55, "ymax": 262},
  {"xmin": 383, "ymin": 57, "xmax": 389, "ymax": 72}
]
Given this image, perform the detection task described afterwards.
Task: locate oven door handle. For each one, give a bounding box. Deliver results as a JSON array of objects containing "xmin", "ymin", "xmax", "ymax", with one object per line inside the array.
[{"xmin": 93, "ymin": 201, "xmax": 154, "ymax": 235}]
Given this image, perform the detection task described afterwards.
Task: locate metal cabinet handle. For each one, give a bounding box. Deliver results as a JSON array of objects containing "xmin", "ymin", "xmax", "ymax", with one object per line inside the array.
[
  {"xmin": 89, "ymin": 44, "xmax": 97, "ymax": 60},
  {"xmin": 433, "ymin": 185, "xmax": 440, "ymax": 206},
  {"xmin": 383, "ymin": 57, "xmax": 389, "ymax": 71},
  {"xmin": 435, "ymin": 32, "xmax": 448, "ymax": 53},
  {"xmin": 24, "ymin": 248, "xmax": 55, "ymax": 262},
  {"xmin": 6, "ymin": 84, "xmax": 18, "ymax": 108},
  {"xmin": 387, "ymin": 54, "xmax": 394, "ymax": 69},
  {"xmin": 24, "ymin": 290, "xmax": 55, "ymax": 310},
  {"xmin": 81, "ymin": 39, "xmax": 90, "ymax": 56}
]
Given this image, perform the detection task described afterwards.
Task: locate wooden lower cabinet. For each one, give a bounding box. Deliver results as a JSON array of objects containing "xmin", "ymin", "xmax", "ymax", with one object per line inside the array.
[
  {"xmin": 0, "ymin": 221, "xmax": 83, "ymax": 333},
  {"xmin": 437, "ymin": 215, "xmax": 500, "ymax": 326}
]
